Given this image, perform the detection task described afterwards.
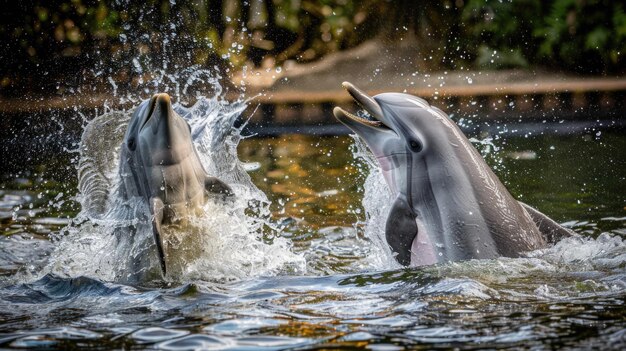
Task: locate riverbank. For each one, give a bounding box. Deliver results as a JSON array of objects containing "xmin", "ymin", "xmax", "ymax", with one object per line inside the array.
[{"xmin": 1, "ymin": 39, "xmax": 625, "ymax": 123}]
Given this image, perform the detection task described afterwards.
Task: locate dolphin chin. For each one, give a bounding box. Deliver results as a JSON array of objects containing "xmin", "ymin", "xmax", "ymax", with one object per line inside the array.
[
  {"xmin": 334, "ymin": 81, "xmax": 572, "ymax": 266},
  {"xmin": 118, "ymin": 93, "xmax": 233, "ymax": 279}
]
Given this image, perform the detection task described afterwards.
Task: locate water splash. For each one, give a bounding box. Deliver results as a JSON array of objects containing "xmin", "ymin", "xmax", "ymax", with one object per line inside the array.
[
  {"xmin": 41, "ymin": 70, "xmax": 305, "ymax": 284},
  {"xmin": 349, "ymin": 135, "xmax": 401, "ymax": 271}
]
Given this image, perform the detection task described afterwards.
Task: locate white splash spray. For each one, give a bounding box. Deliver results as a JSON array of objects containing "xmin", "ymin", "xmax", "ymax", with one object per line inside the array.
[
  {"xmin": 350, "ymin": 135, "xmax": 401, "ymax": 271},
  {"xmin": 44, "ymin": 69, "xmax": 306, "ymax": 283}
]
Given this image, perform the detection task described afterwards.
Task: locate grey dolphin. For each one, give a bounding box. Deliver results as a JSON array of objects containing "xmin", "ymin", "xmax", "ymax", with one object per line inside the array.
[
  {"xmin": 118, "ymin": 93, "xmax": 232, "ymax": 276},
  {"xmin": 334, "ymin": 82, "xmax": 571, "ymax": 266}
]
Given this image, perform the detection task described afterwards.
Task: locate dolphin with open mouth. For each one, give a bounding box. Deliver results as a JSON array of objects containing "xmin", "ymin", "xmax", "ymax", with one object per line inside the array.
[
  {"xmin": 118, "ymin": 93, "xmax": 232, "ymax": 276},
  {"xmin": 334, "ymin": 82, "xmax": 571, "ymax": 266}
]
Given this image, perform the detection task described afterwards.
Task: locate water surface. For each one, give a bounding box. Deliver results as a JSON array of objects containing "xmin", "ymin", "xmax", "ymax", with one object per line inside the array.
[{"xmin": 1, "ymin": 114, "xmax": 625, "ymax": 349}]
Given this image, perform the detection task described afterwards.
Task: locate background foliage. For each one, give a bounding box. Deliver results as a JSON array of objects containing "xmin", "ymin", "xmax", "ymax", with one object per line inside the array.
[{"xmin": 1, "ymin": 0, "xmax": 623, "ymax": 96}]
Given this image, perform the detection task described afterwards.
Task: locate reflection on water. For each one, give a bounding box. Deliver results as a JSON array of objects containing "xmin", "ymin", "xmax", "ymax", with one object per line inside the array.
[
  {"xmin": 239, "ymin": 134, "xmax": 366, "ymax": 227},
  {"xmin": 1, "ymin": 129, "xmax": 625, "ymax": 349}
]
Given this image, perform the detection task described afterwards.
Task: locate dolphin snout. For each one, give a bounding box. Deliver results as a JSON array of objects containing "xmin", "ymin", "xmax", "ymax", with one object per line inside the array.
[
  {"xmin": 144, "ymin": 93, "xmax": 177, "ymax": 135},
  {"xmin": 141, "ymin": 93, "xmax": 174, "ymax": 132},
  {"xmin": 341, "ymin": 82, "xmax": 384, "ymax": 120},
  {"xmin": 151, "ymin": 93, "xmax": 174, "ymax": 121},
  {"xmin": 139, "ymin": 93, "xmax": 195, "ymax": 165},
  {"xmin": 154, "ymin": 93, "xmax": 171, "ymax": 110}
]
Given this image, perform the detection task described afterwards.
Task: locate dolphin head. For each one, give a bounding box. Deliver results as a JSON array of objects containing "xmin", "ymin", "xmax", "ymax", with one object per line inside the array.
[
  {"xmin": 334, "ymin": 82, "xmax": 454, "ymax": 195},
  {"xmin": 127, "ymin": 93, "xmax": 195, "ymax": 169},
  {"xmin": 334, "ymin": 82, "xmax": 462, "ymax": 265}
]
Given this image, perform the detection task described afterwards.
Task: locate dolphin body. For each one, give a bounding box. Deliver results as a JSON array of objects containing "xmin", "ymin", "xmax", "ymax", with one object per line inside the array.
[
  {"xmin": 334, "ymin": 82, "xmax": 571, "ymax": 266},
  {"xmin": 118, "ymin": 93, "xmax": 232, "ymax": 276}
]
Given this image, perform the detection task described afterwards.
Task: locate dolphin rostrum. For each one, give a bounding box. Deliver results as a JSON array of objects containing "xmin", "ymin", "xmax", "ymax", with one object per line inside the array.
[
  {"xmin": 118, "ymin": 93, "xmax": 232, "ymax": 276},
  {"xmin": 334, "ymin": 82, "xmax": 571, "ymax": 266}
]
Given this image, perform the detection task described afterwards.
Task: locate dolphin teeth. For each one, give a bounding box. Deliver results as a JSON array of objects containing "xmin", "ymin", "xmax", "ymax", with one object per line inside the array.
[
  {"xmin": 351, "ymin": 98, "xmax": 369, "ymax": 116},
  {"xmin": 336, "ymin": 107, "xmax": 382, "ymax": 127},
  {"xmin": 341, "ymin": 81, "xmax": 385, "ymax": 122}
]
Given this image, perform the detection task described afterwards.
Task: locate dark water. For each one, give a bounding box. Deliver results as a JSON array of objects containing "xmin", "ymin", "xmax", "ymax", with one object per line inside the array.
[{"xmin": 1, "ymin": 128, "xmax": 625, "ymax": 350}]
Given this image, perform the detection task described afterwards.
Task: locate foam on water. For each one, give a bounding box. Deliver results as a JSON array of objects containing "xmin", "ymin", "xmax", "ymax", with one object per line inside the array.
[
  {"xmin": 544, "ymin": 232, "xmax": 626, "ymax": 267},
  {"xmin": 39, "ymin": 70, "xmax": 305, "ymax": 284}
]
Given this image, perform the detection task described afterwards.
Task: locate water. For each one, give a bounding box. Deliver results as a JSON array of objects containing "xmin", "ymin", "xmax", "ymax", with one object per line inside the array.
[{"xmin": 0, "ymin": 94, "xmax": 625, "ymax": 349}]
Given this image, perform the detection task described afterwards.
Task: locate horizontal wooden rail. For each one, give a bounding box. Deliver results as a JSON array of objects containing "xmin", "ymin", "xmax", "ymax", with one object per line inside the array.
[
  {"xmin": 251, "ymin": 78, "xmax": 626, "ymax": 104},
  {"xmin": 1, "ymin": 77, "xmax": 624, "ymax": 114}
]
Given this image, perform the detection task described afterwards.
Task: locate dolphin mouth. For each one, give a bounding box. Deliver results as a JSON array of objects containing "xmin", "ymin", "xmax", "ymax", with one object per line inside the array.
[
  {"xmin": 140, "ymin": 93, "xmax": 173, "ymax": 132},
  {"xmin": 333, "ymin": 82, "xmax": 390, "ymax": 130},
  {"xmin": 140, "ymin": 95, "xmax": 159, "ymax": 131}
]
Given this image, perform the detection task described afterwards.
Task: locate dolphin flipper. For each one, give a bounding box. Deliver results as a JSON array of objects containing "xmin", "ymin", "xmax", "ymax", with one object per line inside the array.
[
  {"xmin": 385, "ymin": 195, "xmax": 418, "ymax": 266},
  {"xmin": 205, "ymin": 176, "xmax": 233, "ymax": 197},
  {"xmin": 519, "ymin": 202, "xmax": 574, "ymax": 243},
  {"xmin": 150, "ymin": 197, "xmax": 167, "ymax": 276}
]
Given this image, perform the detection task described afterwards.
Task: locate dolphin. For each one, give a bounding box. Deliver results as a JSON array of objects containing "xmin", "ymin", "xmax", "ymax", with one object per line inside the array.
[
  {"xmin": 333, "ymin": 82, "xmax": 572, "ymax": 266},
  {"xmin": 118, "ymin": 93, "xmax": 232, "ymax": 276}
]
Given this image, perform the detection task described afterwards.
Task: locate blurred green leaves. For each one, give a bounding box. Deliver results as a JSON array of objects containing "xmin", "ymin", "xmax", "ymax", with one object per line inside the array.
[
  {"xmin": 1, "ymin": 0, "xmax": 623, "ymax": 96},
  {"xmin": 533, "ymin": 0, "xmax": 625, "ymax": 72},
  {"xmin": 461, "ymin": 0, "xmax": 624, "ymax": 73}
]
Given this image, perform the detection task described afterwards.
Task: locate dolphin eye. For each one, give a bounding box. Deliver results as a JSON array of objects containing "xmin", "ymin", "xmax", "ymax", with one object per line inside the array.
[
  {"xmin": 127, "ymin": 138, "xmax": 136, "ymax": 151},
  {"xmin": 408, "ymin": 139, "xmax": 422, "ymax": 152}
]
